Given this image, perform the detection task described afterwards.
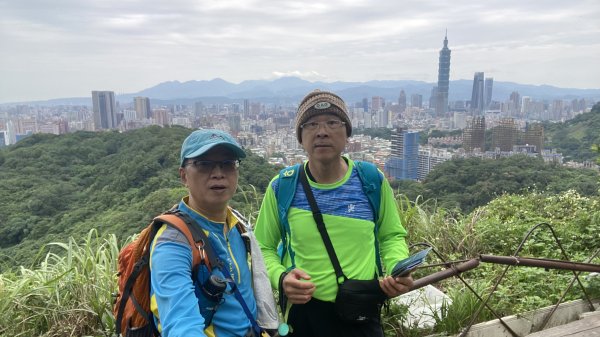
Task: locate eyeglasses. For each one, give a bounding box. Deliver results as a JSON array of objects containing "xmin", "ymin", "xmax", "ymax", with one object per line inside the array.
[
  {"xmin": 300, "ymin": 120, "xmax": 346, "ymax": 131},
  {"xmin": 186, "ymin": 159, "xmax": 240, "ymax": 173}
]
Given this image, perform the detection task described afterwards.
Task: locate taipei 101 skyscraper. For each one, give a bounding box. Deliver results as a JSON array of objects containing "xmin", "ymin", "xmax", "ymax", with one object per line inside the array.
[{"xmin": 436, "ymin": 31, "xmax": 451, "ymax": 116}]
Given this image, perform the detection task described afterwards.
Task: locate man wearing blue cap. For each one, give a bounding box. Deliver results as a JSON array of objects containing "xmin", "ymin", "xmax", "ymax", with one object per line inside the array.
[{"xmin": 148, "ymin": 129, "xmax": 263, "ymax": 337}]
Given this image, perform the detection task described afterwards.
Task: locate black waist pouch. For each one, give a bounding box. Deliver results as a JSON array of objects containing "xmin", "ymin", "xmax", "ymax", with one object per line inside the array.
[{"xmin": 334, "ymin": 279, "xmax": 387, "ymax": 323}]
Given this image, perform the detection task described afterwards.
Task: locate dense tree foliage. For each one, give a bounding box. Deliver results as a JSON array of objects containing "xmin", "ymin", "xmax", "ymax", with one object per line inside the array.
[
  {"xmin": 354, "ymin": 127, "xmax": 392, "ymax": 140},
  {"xmin": 593, "ymin": 143, "xmax": 600, "ymax": 165},
  {"xmin": 420, "ymin": 155, "xmax": 599, "ymax": 213},
  {"xmin": 1, "ymin": 123, "xmax": 597, "ymax": 270},
  {"xmin": 1, "ymin": 125, "xmax": 598, "ymax": 336},
  {"xmin": 0, "ymin": 126, "xmax": 279, "ymax": 271},
  {"xmin": 543, "ymin": 102, "xmax": 600, "ymax": 162},
  {"xmin": 390, "ymin": 179, "xmax": 425, "ymax": 202},
  {"xmin": 465, "ymin": 190, "xmax": 600, "ymax": 314},
  {"xmin": 2, "ymin": 191, "xmax": 597, "ymax": 337}
]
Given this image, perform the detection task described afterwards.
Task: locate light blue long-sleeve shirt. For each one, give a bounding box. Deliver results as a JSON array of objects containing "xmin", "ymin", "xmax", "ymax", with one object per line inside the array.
[{"xmin": 149, "ymin": 198, "xmax": 257, "ymax": 337}]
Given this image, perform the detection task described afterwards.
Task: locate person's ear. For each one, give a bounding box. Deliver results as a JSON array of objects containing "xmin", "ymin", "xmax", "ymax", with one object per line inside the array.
[{"xmin": 179, "ymin": 167, "xmax": 188, "ymax": 187}]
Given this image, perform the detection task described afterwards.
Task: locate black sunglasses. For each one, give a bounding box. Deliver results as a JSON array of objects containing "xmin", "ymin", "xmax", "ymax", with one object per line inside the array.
[{"xmin": 185, "ymin": 159, "xmax": 240, "ymax": 173}]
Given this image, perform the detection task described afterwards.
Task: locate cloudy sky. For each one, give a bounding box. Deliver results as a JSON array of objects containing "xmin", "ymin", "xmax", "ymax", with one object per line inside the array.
[{"xmin": 1, "ymin": 0, "xmax": 599, "ymax": 103}]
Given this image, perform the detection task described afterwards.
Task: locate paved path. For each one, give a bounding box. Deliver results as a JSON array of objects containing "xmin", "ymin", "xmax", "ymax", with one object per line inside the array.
[{"xmin": 526, "ymin": 312, "xmax": 600, "ymax": 337}]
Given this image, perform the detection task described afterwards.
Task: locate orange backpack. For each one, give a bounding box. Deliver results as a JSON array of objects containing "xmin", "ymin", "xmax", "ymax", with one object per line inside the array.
[{"xmin": 113, "ymin": 210, "xmax": 216, "ymax": 337}]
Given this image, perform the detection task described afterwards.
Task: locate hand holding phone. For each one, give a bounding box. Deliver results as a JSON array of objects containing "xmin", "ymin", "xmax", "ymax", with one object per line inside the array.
[{"xmin": 390, "ymin": 247, "xmax": 431, "ymax": 277}]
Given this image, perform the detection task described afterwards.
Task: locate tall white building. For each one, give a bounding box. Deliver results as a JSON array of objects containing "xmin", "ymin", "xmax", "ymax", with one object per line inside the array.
[
  {"xmin": 484, "ymin": 77, "xmax": 494, "ymax": 108},
  {"xmin": 521, "ymin": 96, "xmax": 531, "ymax": 117},
  {"xmin": 6, "ymin": 120, "xmax": 16, "ymax": 145},
  {"xmin": 377, "ymin": 109, "xmax": 389, "ymax": 128},
  {"xmin": 470, "ymin": 72, "xmax": 485, "ymax": 115},
  {"xmin": 418, "ymin": 147, "xmax": 453, "ymax": 181},
  {"xmin": 134, "ymin": 96, "xmax": 151, "ymax": 120},
  {"xmin": 453, "ymin": 112, "xmax": 467, "ymax": 129},
  {"xmin": 92, "ymin": 91, "xmax": 117, "ymax": 130},
  {"xmin": 364, "ymin": 111, "xmax": 373, "ymax": 128}
]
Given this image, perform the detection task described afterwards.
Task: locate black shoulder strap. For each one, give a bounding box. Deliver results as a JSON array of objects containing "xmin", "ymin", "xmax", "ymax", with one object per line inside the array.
[{"xmin": 298, "ymin": 165, "xmax": 346, "ymax": 284}]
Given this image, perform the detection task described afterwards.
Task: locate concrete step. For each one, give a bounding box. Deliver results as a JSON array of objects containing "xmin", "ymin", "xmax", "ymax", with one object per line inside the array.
[
  {"xmin": 447, "ymin": 299, "xmax": 600, "ymax": 337},
  {"xmin": 525, "ymin": 313, "xmax": 600, "ymax": 337},
  {"xmin": 580, "ymin": 308, "xmax": 600, "ymax": 320}
]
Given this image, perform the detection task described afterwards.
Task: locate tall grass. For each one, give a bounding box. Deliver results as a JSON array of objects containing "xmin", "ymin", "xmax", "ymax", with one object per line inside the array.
[
  {"xmin": 235, "ymin": 184, "xmax": 263, "ymax": 225},
  {"xmin": 431, "ymin": 281, "xmax": 495, "ymax": 334},
  {"xmin": 1, "ymin": 191, "xmax": 597, "ymax": 336},
  {"xmin": 0, "ymin": 229, "xmax": 118, "ymax": 337},
  {"xmin": 396, "ymin": 193, "xmax": 483, "ymax": 261}
]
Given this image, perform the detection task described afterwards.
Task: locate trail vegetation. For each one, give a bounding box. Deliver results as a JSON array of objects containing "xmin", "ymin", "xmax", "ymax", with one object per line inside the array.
[{"xmin": 0, "ymin": 111, "xmax": 598, "ymax": 336}]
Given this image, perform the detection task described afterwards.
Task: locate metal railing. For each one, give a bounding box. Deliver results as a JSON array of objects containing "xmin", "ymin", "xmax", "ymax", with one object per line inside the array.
[{"xmin": 405, "ymin": 222, "xmax": 600, "ymax": 337}]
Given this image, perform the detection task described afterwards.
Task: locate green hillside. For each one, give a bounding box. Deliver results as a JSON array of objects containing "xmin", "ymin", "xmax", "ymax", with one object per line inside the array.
[
  {"xmin": 0, "ymin": 126, "xmax": 280, "ymax": 272},
  {"xmin": 387, "ymin": 102, "xmax": 600, "ymax": 158},
  {"xmin": 1, "ymin": 123, "xmax": 598, "ymax": 271},
  {"xmin": 0, "ymin": 125, "xmax": 598, "ymax": 337},
  {"xmin": 543, "ymin": 102, "xmax": 600, "ymax": 162},
  {"xmin": 422, "ymin": 155, "xmax": 599, "ymax": 213},
  {"xmin": 390, "ymin": 154, "xmax": 599, "ymax": 214}
]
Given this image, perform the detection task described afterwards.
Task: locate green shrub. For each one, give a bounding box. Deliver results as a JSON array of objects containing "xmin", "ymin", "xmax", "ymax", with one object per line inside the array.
[
  {"xmin": 0, "ymin": 230, "xmax": 117, "ymax": 337},
  {"xmin": 2, "ymin": 189, "xmax": 598, "ymax": 337}
]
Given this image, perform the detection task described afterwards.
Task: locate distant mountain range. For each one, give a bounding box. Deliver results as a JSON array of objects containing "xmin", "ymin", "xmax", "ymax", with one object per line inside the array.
[{"xmin": 9, "ymin": 77, "xmax": 600, "ymax": 106}]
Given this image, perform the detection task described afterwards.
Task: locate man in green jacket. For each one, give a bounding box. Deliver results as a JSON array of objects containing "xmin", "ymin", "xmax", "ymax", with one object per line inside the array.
[{"xmin": 255, "ymin": 90, "xmax": 413, "ymax": 337}]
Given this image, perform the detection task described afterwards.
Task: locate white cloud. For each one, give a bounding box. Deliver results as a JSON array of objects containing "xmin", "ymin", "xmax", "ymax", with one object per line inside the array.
[
  {"xmin": 271, "ymin": 71, "xmax": 329, "ymax": 81},
  {"xmin": 1, "ymin": 0, "xmax": 599, "ymax": 102}
]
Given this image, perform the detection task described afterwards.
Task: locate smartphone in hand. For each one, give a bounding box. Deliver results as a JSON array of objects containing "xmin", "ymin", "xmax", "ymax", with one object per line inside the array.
[{"xmin": 391, "ymin": 247, "xmax": 432, "ymax": 277}]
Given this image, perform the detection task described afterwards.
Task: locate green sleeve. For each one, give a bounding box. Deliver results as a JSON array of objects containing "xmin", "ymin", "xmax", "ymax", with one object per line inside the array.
[
  {"xmin": 254, "ymin": 176, "xmax": 288, "ymax": 290},
  {"xmin": 377, "ymin": 175, "xmax": 410, "ymax": 274}
]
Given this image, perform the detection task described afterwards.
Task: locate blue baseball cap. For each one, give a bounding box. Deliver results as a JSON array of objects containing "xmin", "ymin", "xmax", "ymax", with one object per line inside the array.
[{"xmin": 180, "ymin": 129, "xmax": 246, "ymax": 166}]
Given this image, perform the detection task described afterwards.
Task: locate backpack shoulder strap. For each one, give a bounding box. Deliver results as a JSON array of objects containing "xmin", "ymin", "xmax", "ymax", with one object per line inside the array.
[
  {"xmin": 354, "ymin": 160, "xmax": 382, "ymax": 223},
  {"xmin": 275, "ymin": 163, "xmax": 301, "ymax": 267},
  {"xmin": 115, "ymin": 222, "xmax": 160, "ymax": 336},
  {"xmin": 276, "ymin": 164, "xmax": 301, "ymax": 218},
  {"xmin": 117, "ymin": 210, "xmax": 223, "ymax": 336},
  {"xmin": 354, "ymin": 160, "xmax": 384, "ymax": 276},
  {"xmin": 154, "ymin": 210, "xmax": 264, "ymax": 335},
  {"xmin": 155, "ymin": 211, "xmax": 222, "ymax": 272},
  {"xmin": 274, "ymin": 161, "xmax": 384, "ymax": 273}
]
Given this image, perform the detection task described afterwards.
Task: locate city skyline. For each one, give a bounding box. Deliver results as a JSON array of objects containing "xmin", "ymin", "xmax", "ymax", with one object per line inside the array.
[{"xmin": 1, "ymin": 0, "xmax": 599, "ymax": 103}]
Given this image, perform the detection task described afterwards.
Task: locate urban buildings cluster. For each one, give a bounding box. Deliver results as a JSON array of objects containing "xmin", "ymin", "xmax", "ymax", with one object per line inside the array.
[{"xmin": 1, "ymin": 34, "xmax": 597, "ymax": 180}]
